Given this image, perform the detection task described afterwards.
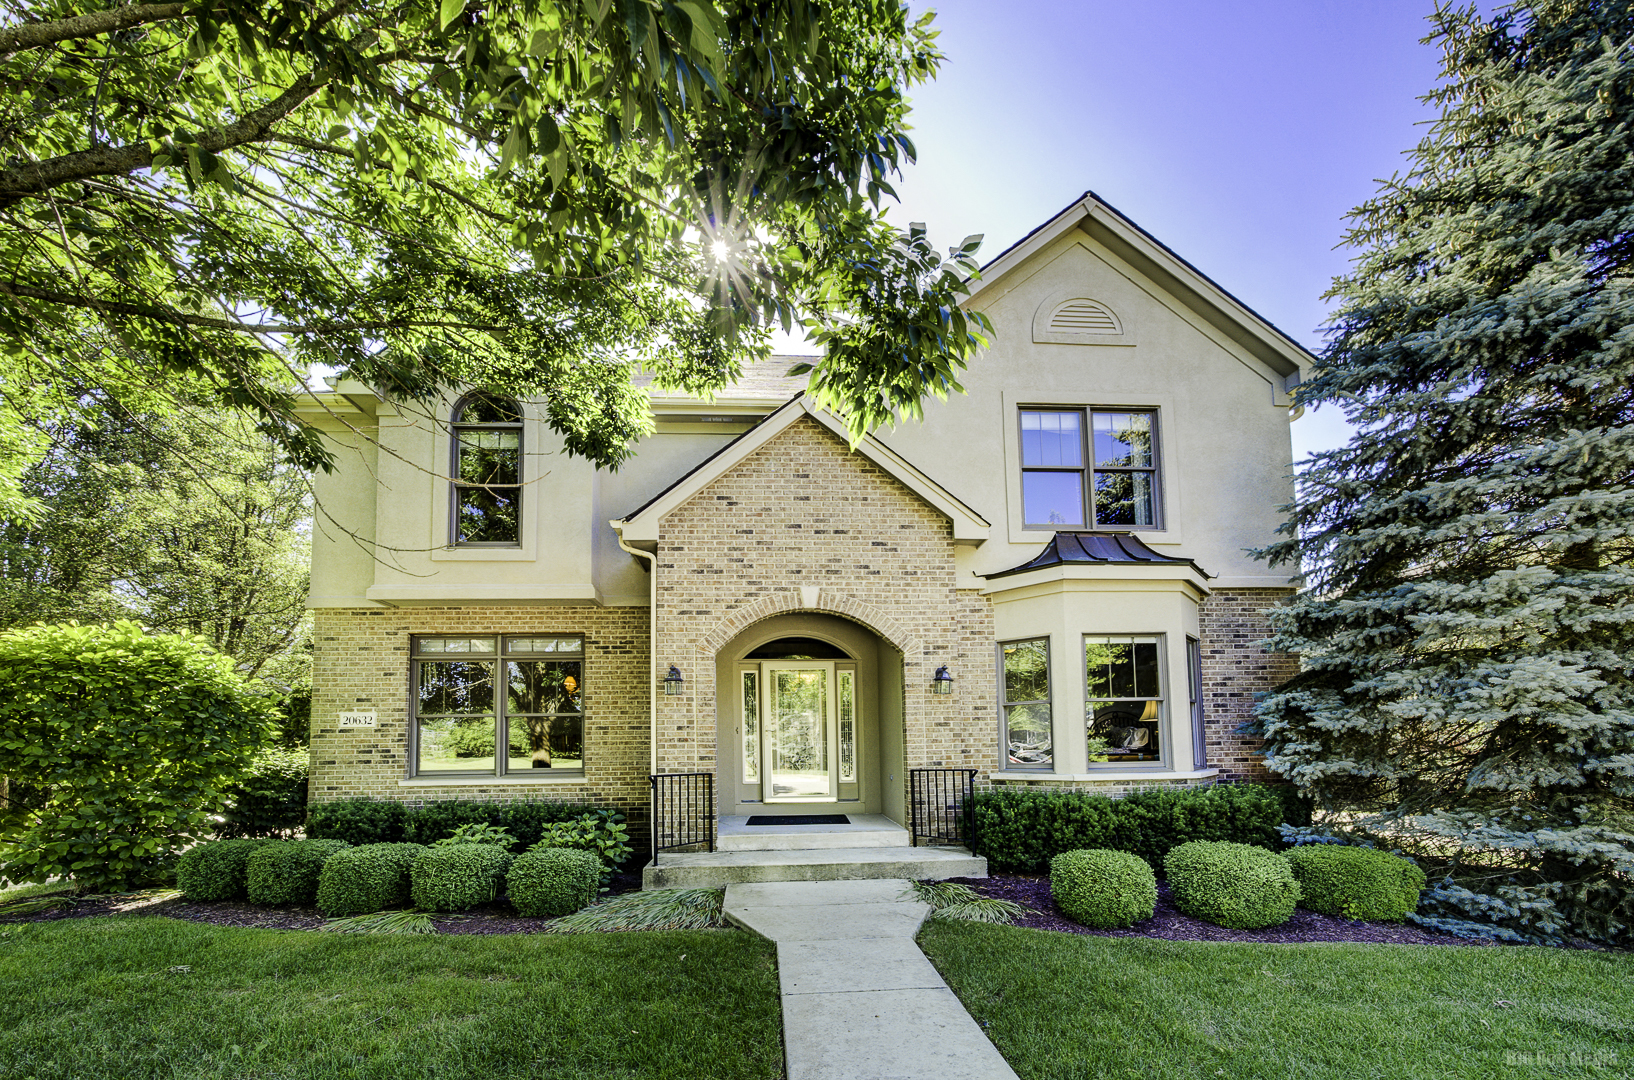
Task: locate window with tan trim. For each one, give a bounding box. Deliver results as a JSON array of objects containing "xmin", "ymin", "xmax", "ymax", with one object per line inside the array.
[{"xmin": 1019, "ymin": 408, "xmax": 1161, "ymax": 529}]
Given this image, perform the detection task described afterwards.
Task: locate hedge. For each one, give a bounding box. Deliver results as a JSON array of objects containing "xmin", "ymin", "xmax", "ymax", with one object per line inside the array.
[
  {"xmin": 305, "ymin": 800, "xmax": 409, "ymax": 845},
  {"xmin": 410, "ymin": 843, "xmax": 514, "ymax": 912},
  {"xmin": 970, "ymin": 783, "xmax": 1287, "ymax": 873},
  {"xmin": 1286, "ymin": 845, "xmax": 1426, "ymax": 922},
  {"xmin": 175, "ymin": 838, "xmax": 278, "ymax": 901},
  {"xmin": 508, "ymin": 848, "xmax": 602, "ymax": 917},
  {"xmin": 1164, "ymin": 840, "xmax": 1301, "ymax": 929},
  {"xmin": 245, "ymin": 839, "xmax": 351, "ymax": 906},
  {"xmin": 1050, "ymin": 849, "xmax": 1158, "ymax": 929},
  {"xmin": 315, "ymin": 843, "xmax": 426, "ymax": 916}
]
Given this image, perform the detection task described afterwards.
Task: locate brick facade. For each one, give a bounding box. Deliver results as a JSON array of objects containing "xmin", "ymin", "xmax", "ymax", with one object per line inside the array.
[
  {"xmin": 1198, "ymin": 587, "xmax": 1298, "ymax": 782},
  {"xmin": 305, "ymin": 429, "xmax": 1296, "ymax": 833},
  {"xmin": 652, "ymin": 417, "xmax": 1000, "ymax": 806},
  {"xmin": 307, "ymin": 605, "xmax": 652, "ymax": 828}
]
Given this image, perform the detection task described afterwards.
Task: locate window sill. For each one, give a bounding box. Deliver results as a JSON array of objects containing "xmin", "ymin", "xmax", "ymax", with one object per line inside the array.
[
  {"xmin": 988, "ymin": 768, "xmax": 1219, "ymax": 783},
  {"xmin": 399, "ymin": 774, "xmax": 588, "ymax": 787}
]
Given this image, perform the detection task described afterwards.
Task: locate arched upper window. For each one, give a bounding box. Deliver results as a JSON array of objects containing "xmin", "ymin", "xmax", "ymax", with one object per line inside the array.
[{"xmin": 451, "ymin": 392, "xmax": 523, "ymax": 545}]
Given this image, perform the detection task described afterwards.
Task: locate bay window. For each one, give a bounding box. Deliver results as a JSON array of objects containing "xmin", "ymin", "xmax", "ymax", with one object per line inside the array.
[{"xmin": 1085, "ymin": 634, "xmax": 1165, "ymax": 767}]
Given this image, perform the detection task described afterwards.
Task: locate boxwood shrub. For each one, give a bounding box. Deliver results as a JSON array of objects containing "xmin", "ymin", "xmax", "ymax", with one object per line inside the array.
[
  {"xmin": 410, "ymin": 843, "xmax": 514, "ymax": 912},
  {"xmin": 970, "ymin": 783, "xmax": 1286, "ymax": 873},
  {"xmin": 305, "ymin": 799, "xmax": 409, "ymax": 846},
  {"xmin": 1286, "ymin": 845, "xmax": 1426, "ymax": 922},
  {"xmin": 1164, "ymin": 840, "xmax": 1301, "ymax": 929},
  {"xmin": 175, "ymin": 838, "xmax": 277, "ymax": 901},
  {"xmin": 508, "ymin": 848, "xmax": 602, "ymax": 917},
  {"xmin": 315, "ymin": 843, "xmax": 427, "ymax": 916},
  {"xmin": 245, "ymin": 839, "xmax": 351, "ymax": 906},
  {"xmin": 1050, "ymin": 848, "xmax": 1157, "ymax": 928}
]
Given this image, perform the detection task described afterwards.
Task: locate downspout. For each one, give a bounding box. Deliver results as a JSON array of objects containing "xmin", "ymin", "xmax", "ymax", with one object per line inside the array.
[{"xmin": 614, "ymin": 525, "xmax": 658, "ymax": 775}]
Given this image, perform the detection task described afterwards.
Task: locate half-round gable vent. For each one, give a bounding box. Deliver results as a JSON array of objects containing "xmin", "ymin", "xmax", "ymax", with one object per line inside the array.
[
  {"xmin": 1049, "ymin": 299, "xmax": 1120, "ymax": 335},
  {"xmin": 1032, "ymin": 294, "xmax": 1131, "ymax": 345}
]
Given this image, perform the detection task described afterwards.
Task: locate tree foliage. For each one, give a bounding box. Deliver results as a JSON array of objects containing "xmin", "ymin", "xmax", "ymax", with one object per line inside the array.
[
  {"xmin": 0, "ymin": 621, "xmax": 278, "ymax": 891},
  {"xmin": 0, "ymin": 0, "xmax": 992, "ymax": 479},
  {"xmin": 0, "ymin": 396, "xmax": 311, "ymax": 670},
  {"xmin": 1256, "ymin": 0, "xmax": 1634, "ymax": 945}
]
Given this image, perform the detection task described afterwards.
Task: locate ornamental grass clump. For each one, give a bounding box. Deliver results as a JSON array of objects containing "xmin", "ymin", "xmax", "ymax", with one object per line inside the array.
[
  {"xmin": 245, "ymin": 839, "xmax": 351, "ymax": 906},
  {"xmin": 507, "ymin": 848, "xmax": 601, "ymax": 917},
  {"xmin": 316, "ymin": 843, "xmax": 427, "ymax": 916},
  {"xmin": 409, "ymin": 843, "xmax": 513, "ymax": 913},
  {"xmin": 175, "ymin": 838, "xmax": 278, "ymax": 901},
  {"xmin": 1164, "ymin": 841, "xmax": 1300, "ymax": 929},
  {"xmin": 1050, "ymin": 849, "xmax": 1158, "ymax": 929},
  {"xmin": 1285, "ymin": 845, "xmax": 1426, "ymax": 922}
]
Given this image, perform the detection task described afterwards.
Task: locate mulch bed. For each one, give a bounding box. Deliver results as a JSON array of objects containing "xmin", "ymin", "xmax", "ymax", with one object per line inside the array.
[{"xmin": 951, "ymin": 875, "xmax": 1490, "ymax": 947}]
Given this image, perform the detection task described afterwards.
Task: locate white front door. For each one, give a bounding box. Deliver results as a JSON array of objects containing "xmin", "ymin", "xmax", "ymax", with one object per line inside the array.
[{"xmin": 763, "ymin": 662, "xmax": 838, "ymax": 802}]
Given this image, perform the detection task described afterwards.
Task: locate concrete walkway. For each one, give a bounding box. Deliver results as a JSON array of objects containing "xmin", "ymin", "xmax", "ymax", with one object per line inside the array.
[{"xmin": 722, "ymin": 879, "xmax": 1020, "ymax": 1080}]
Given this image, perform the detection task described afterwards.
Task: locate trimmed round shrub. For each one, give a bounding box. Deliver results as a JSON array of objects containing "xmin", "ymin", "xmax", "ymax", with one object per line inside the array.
[
  {"xmin": 1286, "ymin": 845, "xmax": 1427, "ymax": 922},
  {"xmin": 306, "ymin": 799, "xmax": 408, "ymax": 846},
  {"xmin": 508, "ymin": 848, "xmax": 602, "ymax": 917},
  {"xmin": 176, "ymin": 838, "xmax": 278, "ymax": 901},
  {"xmin": 316, "ymin": 843, "xmax": 427, "ymax": 916},
  {"xmin": 245, "ymin": 839, "xmax": 351, "ymax": 906},
  {"xmin": 410, "ymin": 843, "xmax": 514, "ymax": 912},
  {"xmin": 1050, "ymin": 848, "xmax": 1158, "ymax": 928},
  {"xmin": 1164, "ymin": 841, "xmax": 1301, "ymax": 929}
]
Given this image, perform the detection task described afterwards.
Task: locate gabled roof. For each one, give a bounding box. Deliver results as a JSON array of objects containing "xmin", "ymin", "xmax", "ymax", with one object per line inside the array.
[
  {"xmin": 983, "ymin": 531, "xmax": 1211, "ymax": 580},
  {"xmin": 967, "ymin": 190, "xmax": 1315, "ymax": 381},
  {"xmin": 613, "ymin": 396, "xmax": 990, "ymax": 546}
]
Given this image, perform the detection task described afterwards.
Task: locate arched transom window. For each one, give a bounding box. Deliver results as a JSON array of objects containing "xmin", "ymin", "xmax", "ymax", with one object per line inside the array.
[{"xmin": 451, "ymin": 392, "xmax": 523, "ymax": 545}]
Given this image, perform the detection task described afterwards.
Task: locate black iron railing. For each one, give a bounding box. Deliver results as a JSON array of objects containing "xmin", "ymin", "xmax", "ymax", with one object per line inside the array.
[
  {"xmin": 649, "ymin": 773, "xmax": 715, "ymax": 864},
  {"xmin": 908, "ymin": 767, "xmax": 979, "ymax": 848}
]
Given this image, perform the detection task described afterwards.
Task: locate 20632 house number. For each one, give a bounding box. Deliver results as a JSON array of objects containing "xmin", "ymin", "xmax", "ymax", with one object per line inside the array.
[{"xmin": 338, "ymin": 711, "xmax": 378, "ymax": 728}]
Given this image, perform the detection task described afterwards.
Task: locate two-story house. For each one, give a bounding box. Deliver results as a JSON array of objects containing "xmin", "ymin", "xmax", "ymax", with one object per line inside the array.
[{"xmin": 299, "ymin": 192, "xmax": 1307, "ymax": 872}]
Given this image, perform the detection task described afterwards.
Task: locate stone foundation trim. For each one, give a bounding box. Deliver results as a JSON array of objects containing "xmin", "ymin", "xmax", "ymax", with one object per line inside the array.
[
  {"xmin": 987, "ymin": 768, "xmax": 1219, "ymax": 783},
  {"xmin": 397, "ymin": 777, "xmax": 592, "ymax": 788}
]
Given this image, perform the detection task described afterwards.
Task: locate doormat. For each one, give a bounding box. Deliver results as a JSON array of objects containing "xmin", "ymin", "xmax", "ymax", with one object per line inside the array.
[{"xmin": 745, "ymin": 815, "xmax": 850, "ymax": 826}]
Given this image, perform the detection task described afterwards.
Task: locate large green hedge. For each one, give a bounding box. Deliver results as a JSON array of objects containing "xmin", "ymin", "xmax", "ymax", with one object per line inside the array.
[
  {"xmin": 970, "ymin": 783, "xmax": 1287, "ymax": 873},
  {"xmin": 305, "ymin": 800, "xmax": 409, "ymax": 845},
  {"xmin": 0, "ymin": 621, "xmax": 278, "ymax": 891}
]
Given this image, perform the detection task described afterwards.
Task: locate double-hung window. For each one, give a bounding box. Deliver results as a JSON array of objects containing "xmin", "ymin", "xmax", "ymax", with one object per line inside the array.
[
  {"xmin": 451, "ymin": 393, "xmax": 523, "ymax": 545},
  {"xmin": 1020, "ymin": 408, "xmax": 1160, "ymax": 529},
  {"xmin": 999, "ymin": 637, "xmax": 1053, "ymax": 769},
  {"xmin": 412, "ymin": 635, "xmax": 584, "ymax": 776},
  {"xmin": 1085, "ymin": 635, "xmax": 1164, "ymax": 767}
]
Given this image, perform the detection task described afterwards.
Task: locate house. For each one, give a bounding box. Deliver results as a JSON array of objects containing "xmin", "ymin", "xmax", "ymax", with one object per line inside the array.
[{"xmin": 298, "ymin": 192, "xmax": 1307, "ymax": 873}]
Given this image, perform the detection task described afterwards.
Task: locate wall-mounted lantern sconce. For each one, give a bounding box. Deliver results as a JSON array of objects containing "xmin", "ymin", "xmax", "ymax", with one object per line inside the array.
[
  {"xmin": 932, "ymin": 665, "xmax": 954, "ymax": 695},
  {"xmin": 663, "ymin": 665, "xmax": 685, "ymax": 696}
]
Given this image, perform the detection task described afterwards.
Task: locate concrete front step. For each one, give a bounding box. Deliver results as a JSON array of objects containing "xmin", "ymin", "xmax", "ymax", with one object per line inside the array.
[
  {"xmin": 717, "ymin": 813, "xmax": 912, "ymax": 852},
  {"xmin": 642, "ymin": 845, "xmax": 986, "ymax": 890}
]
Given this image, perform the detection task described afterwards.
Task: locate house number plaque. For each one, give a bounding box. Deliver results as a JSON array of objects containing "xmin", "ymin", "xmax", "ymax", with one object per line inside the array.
[{"xmin": 338, "ymin": 711, "xmax": 378, "ymax": 728}]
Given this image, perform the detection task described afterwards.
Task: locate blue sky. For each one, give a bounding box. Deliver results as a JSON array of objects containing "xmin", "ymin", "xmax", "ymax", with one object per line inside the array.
[{"xmin": 818, "ymin": 0, "xmax": 1451, "ymax": 463}]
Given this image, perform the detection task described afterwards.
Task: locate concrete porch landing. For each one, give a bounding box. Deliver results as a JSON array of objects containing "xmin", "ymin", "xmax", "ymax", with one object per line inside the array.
[{"xmin": 643, "ymin": 816, "xmax": 986, "ymax": 889}]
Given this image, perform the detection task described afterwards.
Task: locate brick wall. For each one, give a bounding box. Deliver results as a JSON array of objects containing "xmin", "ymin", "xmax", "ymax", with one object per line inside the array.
[
  {"xmin": 652, "ymin": 417, "xmax": 1000, "ymax": 808},
  {"xmin": 1197, "ymin": 587, "xmax": 1298, "ymax": 782},
  {"xmin": 307, "ymin": 605, "xmax": 651, "ymax": 827}
]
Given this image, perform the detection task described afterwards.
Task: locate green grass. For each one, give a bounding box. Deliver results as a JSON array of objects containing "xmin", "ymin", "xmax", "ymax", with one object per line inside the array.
[
  {"xmin": 919, "ymin": 922, "xmax": 1634, "ymax": 1080},
  {"xmin": 0, "ymin": 916, "xmax": 782, "ymax": 1080}
]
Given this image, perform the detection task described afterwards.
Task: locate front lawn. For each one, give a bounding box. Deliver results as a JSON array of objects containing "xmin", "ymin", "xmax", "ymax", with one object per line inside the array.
[
  {"xmin": 0, "ymin": 917, "xmax": 782, "ymax": 1080},
  {"xmin": 920, "ymin": 921, "xmax": 1633, "ymax": 1080}
]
